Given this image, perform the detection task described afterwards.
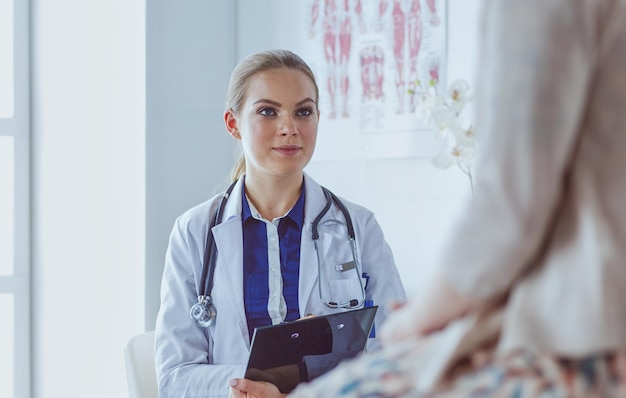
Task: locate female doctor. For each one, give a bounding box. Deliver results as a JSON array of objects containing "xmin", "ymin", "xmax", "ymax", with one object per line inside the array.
[{"xmin": 154, "ymin": 49, "xmax": 406, "ymax": 398}]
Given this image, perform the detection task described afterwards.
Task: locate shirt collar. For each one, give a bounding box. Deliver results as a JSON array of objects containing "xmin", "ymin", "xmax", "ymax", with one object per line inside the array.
[
  {"xmin": 241, "ymin": 180, "xmax": 306, "ymax": 230},
  {"xmin": 241, "ymin": 187, "xmax": 254, "ymax": 222}
]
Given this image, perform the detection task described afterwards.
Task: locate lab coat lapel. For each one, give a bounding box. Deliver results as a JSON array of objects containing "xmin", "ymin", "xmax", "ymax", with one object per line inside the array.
[{"xmin": 211, "ymin": 178, "xmax": 251, "ymax": 348}]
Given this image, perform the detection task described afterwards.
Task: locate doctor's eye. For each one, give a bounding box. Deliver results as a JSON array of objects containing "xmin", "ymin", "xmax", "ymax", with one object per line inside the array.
[
  {"xmin": 258, "ymin": 107, "xmax": 277, "ymax": 117},
  {"xmin": 295, "ymin": 107, "xmax": 313, "ymax": 117}
]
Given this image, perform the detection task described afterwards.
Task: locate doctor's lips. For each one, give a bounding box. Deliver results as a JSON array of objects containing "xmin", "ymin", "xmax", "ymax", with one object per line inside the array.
[{"xmin": 273, "ymin": 145, "xmax": 302, "ymax": 156}]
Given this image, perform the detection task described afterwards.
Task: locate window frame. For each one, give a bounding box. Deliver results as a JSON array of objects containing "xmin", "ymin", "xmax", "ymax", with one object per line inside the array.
[{"xmin": 0, "ymin": 0, "xmax": 31, "ymax": 397}]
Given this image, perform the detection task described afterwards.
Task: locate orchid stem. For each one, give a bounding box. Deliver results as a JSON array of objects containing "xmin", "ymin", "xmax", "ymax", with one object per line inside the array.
[{"xmin": 458, "ymin": 164, "xmax": 475, "ymax": 197}]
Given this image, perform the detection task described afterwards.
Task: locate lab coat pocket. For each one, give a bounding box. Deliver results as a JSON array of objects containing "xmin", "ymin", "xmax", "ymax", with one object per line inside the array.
[{"xmin": 328, "ymin": 278, "xmax": 362, "ymax": 306}]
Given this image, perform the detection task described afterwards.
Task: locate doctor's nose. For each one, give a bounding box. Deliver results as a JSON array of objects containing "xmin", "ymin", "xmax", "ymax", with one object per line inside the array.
[{"xmin": 278, "ymin": 117, "xmax": 298, "ymax": 136}]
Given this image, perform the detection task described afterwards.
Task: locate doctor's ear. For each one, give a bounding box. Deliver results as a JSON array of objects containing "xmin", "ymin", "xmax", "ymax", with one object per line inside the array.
[{"xmin": 224, "ymin": 109, "xmax": 241, "ymax": 140}]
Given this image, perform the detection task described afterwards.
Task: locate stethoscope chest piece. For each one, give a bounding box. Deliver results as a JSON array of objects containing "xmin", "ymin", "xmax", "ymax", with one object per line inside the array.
[{"xmin": 190, "ymin": 296, "xmax": 217, "ymax": 328}]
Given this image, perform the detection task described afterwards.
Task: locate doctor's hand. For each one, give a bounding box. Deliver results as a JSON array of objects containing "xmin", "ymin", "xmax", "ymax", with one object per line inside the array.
[
  {"xmin": 229, "ymin": 378, "xmax": 287, "ymax": 398},
  {"xmin": 245, "ymin": 365, "xmax": 301, "ymax": 393},
  {"xmin": 379, "ymin": 272, "xmax": 475, "ymax": 344}
]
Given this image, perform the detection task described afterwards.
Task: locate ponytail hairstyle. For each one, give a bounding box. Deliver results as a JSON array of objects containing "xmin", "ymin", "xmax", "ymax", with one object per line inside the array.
[{"xmin": 225, "ymin": 49, "xmax": 319, "ymax": 182}]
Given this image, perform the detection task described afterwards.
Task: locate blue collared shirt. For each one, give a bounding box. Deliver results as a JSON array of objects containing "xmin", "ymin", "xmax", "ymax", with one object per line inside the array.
[{"xmin": 242, "ymin": 184, "xmax": 304, "ymax": 340}]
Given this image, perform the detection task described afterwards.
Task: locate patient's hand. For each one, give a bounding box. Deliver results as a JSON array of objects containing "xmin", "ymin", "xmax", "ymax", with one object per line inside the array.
[{"xmin": 380, "ymin": 273, "xmax": 473, "ymax": 344}]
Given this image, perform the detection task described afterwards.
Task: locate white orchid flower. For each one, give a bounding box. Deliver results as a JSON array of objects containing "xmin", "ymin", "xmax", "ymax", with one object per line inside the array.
[
  {"xmin": 415, "ymin": 86, "xmax": 444, "ymax": 122},
  {"xmin": 456, "ymin": 143, "xmax": 477, "ymax": 166},
  {"xmin": 431, "ymin": 107, "xmax": 458, "ymax": 138},
  {"xmin": 411, "ymin": 77, "xmax": 477, "ymax": 195},
  {"xmin": 415, "ymin": 94, "xmax": 436, "ymax": 121},
  {"xmin": 432, "ymin": 144, "xmax": 475, "ymax": 169},
  {"xmin": 447, "ymin": 79, "xmax": 471, "ymax": 113},
  {"xmin": 431, "ymin": 150, "xmax": 455, "ymax": 169},
  {"xmin": 452, "ymin": 124, "xmax": 477, "ymax": 147}
]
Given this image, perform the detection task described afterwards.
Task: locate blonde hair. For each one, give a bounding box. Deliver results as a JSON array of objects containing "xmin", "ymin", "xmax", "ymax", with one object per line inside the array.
[{"xmin": 225, "ymin": 49, "xmax": 319, "ymax": 182}]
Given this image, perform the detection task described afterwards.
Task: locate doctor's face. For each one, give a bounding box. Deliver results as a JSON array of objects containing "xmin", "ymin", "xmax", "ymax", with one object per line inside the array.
[{"xmin": 225, "ymin": 68, "xmax": 319, "ymax": 180}]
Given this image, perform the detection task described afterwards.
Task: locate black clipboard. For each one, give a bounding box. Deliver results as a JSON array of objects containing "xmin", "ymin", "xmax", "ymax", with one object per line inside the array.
[{"xmin": 244, "ymin": 306, "xmax": 378, "ymax": 393}]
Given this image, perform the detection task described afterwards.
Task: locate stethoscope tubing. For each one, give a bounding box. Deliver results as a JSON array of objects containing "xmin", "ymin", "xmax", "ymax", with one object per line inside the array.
[
  {"xmin": 198, "ymin": 180, "xmax": 237, "ymax": 299},
  {"xmin": 313, "ymin": 187, "xmax": 366, "ymax": 309},
  {"xmin": 315, "ymin": 236, "xmax": 366, "ymax": 309}
]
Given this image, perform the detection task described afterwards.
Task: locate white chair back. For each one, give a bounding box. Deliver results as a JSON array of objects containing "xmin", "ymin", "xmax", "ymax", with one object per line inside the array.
[{"xmin": 124, "ymin": 331, "xmax": 158, "ymax": 398}]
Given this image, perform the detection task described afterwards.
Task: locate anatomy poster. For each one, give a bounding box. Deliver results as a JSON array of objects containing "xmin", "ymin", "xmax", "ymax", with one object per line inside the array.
[{"xmin": 302, "ymin": 0, "xmax": 447, "ymax": 160}]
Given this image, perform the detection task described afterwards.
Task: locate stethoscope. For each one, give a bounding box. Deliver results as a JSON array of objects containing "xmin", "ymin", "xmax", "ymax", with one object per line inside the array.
[{"xmin": 190, "ymin": 181, "xmax": 366, "ymax": 328}]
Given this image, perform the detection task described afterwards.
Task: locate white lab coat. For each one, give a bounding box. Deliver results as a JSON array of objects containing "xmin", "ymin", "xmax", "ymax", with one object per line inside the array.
[{"xmin": 155, "ymin": 173, "xmax": 406, "ymax": 398}]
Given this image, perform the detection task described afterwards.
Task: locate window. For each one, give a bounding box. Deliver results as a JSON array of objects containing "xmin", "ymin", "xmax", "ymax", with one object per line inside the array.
[
  {"xmin": 0, "ymin": 294, "xmax": 15, "ymax": 397},
  {"xmin": 0, "ymin": 137, "xmax": 14, "ymax": 276},
  {"xmin": 0, "ymin": 0, "xmax": 13, "ymax": 118},
  {"xmin": 0, "ymin": 0, "xmax": 30, "ymax": 397}
]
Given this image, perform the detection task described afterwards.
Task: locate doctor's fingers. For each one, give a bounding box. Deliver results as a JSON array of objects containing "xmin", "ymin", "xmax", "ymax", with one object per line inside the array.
[
  {"xmin": 229, "ymin": 378, "xmax": 286, "ymax": 398},
  {"xmin": 228, "ymin": 386, "xmax": 246, "ymax": 398}
]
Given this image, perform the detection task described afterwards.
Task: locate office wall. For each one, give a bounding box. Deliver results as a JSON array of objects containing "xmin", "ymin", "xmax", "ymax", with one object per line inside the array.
[
  {"xmin": 145, "ymin": 0, "xmax": 237, "ymax": 330},
  {"xmin": 32, "ymin": 1, "xmax": 239, "ymax": 396},
  {"xmin": 31, "ymin": 1, "xmax": 145, "ymax": 397}
]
